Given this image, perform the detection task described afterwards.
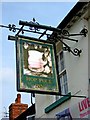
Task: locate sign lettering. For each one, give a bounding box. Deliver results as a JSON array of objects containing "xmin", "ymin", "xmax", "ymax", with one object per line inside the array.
[{"xmin": 78, "ymin": 98, "xmax": 90, "ymax": 118}]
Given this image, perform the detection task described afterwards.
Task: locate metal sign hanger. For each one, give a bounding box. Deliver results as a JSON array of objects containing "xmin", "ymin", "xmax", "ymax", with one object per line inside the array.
[{"xmin": 0, "ymin": 18, "xmax": 88, "ymax": 98}]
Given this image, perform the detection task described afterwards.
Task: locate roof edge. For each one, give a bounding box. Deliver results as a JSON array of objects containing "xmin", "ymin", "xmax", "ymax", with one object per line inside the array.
[{"xmin": 57, "ymin": 2, "xmax": 88, "ymax": 29}]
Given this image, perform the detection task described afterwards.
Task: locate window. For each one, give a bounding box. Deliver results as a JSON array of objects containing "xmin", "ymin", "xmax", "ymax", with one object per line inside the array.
[
  {"xmin": 60, "ymin": 51, "xmax": 65, "ymax": 71},
  {"xmin": 60, "ymin": 71, "xmax": 68, "ymax": 95},
  {"xmin": 57, "ymin": 51, "xmax": 65, "ymax": 73},
  {"xmin": 56, "ymin": 51, "xmax": 68, "ymax": 100}
]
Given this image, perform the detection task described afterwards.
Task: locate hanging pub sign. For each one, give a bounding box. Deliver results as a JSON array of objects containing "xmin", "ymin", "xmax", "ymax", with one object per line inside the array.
[{"xmin": 16, "ymin": 35, "xmax": 60, "ymax": 95}]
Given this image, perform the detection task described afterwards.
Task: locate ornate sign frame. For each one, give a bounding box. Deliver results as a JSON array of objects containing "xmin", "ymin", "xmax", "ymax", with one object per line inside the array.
[{"xmin": 16, "ymin": 35, "xmax": 60, "ymax": 95}]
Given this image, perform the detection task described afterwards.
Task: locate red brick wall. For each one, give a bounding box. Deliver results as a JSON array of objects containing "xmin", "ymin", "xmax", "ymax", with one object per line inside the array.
[{"xmin": 9, "ymin": 94, "xmax": 28, "ymax": 120}]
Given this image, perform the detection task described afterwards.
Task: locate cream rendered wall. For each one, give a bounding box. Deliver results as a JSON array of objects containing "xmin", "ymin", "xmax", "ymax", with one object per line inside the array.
[
  {"xmin": 35, "ymin": 93, "xmax": 71, "ymax": 118},
  {"xmin": 35, "ymin": 94, "xmax": 55, "ymax": 118},
  {"xmin": 64, "ymin": 18, "xmax": 88, "ymax": 105},
  {"xmin": 88, "ymin": 16, "xmax": 90, "ymax": 112},
  {"xmin": 39, "ymin": 99, "xmax": 71, "ymax": 118},
  {"xmin": 35, "ymin": 14, "xmax": 89, "ymax": 118},
  {"xmin": 88, "ymin": 16, "xmax": 90, "ymax": 118}
]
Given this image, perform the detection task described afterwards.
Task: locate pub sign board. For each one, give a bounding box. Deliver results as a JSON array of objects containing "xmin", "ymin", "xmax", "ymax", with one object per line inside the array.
[{"xmin": 16, "ymin": 35, "xmax": 60, "ymax": 95}]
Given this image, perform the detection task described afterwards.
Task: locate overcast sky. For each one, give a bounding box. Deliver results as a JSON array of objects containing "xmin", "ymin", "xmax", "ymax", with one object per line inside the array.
[{"xmin": 0, "ymin": 1, "xmax": 78, "ymax": 119}]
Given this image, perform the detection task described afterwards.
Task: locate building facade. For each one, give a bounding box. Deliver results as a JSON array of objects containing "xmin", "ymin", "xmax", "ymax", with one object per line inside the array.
[
  {"xmin": 7, "ymin": 1, "xmax": 90, "ymax": 120},
  {"xmin": 35, "ymin": 1, "xmax": 90, "ymax": 119}
]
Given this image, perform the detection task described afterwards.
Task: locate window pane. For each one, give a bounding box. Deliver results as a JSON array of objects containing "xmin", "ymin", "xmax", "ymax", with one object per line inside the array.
[
  {"xmin": 62, "ymin": 86, "xmax": 65, "ymax": 94},
  {"xmin": 64, "ymin": 83, "xmax": 68, "ymax": 94},
  {"xmin": 63, "ymin": 72, "xmax": 67, "ymax": 83},
  {"xmin": 60, "ymin": 51, "xmax": 64, "ymax": 71},
  {"xmin": 60, "ymin": 51, "xmax": 63, "ymax": 60},
  {"xmin": 60, "ymin": 72, "xmax": 68, "ymax": 95},
  {"xmin": 60, "ymin": 60, "xmax": 64, "ymax": 71},
  {"xmin": 57, "ymin": 55, "xmax": 60, "ymax": 73}
]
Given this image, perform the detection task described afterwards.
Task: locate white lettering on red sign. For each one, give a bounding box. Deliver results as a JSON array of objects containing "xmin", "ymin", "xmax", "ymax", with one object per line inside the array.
[{"xmin": 78, "ymin": 98, "xmax": 90, "ymax": 118}]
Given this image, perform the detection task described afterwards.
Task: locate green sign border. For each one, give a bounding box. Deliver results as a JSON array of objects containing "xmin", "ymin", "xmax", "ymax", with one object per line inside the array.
[{"xmin": 16, "ymin": 35, "xmax": 60, "ymax": 95}]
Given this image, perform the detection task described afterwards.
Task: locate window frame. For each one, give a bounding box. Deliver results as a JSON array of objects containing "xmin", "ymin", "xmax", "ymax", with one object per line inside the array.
[
  {"xmin": 56, "ymin": 51, "xmax": 68, "ymax": 100},
  {"xmin": 59, "ymin": 70, "xmax": 68, "ymax": 95}
]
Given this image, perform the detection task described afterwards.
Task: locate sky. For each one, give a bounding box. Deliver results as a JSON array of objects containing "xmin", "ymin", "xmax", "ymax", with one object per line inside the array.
[{"xmin": 0, "ymin": 1, "xmax": 78, "ymax": 119}]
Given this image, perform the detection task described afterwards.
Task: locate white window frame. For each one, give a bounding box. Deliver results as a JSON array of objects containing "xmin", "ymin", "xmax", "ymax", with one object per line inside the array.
[
  {"xmin": 56, "ymin": 51, "xmax": 68, "ymax": 101},
  {"xmin": 59, "ymin": 70, "xmax": 68, "ymax": 95}
]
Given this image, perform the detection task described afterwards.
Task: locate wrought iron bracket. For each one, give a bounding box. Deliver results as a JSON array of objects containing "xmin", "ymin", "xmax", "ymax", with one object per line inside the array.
[
  {"xmin": 80, "ymin": 28, "xmax": 88, "ymax": 37},
  {"xmin": 63, "ymin": 47, "xmax": 82, "ymax": 57},
  {"xmin": 59, "ymin": 39, "xmax": 82, "ymax": 57},
  {"xmin": 0, "ymin": 19, "xmax": 88, "ymax": 98},
  {"xmin": 0, "ymin": 19, "xmax": 88, "ymax": 57}
]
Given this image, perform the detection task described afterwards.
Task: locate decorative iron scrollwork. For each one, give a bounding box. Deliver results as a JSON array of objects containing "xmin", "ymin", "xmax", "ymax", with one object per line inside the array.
[
  {"xmin": 62, "ymin": 29, "xmax": 69, "ymax": 35},
  {"xmin": 8, "ymin": 24, "xmax": 16, "ymax": 32},
  {"xmin": 71, "ymin": 48, "xmax": 82, "ymax": 56},
  {"xmin": 80, "ymin": 28, "xmax": 88, "ymax": 37},
  {"xmin": 0, "ymin": 19, "xmax": 88, "ymax": 57},
  {"xmin": 63, "ymin": 47, "xmax": 82, "ymax": 57}
]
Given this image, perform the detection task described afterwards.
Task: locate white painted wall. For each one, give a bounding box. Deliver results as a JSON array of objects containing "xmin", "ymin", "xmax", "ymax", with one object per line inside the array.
[
  {"xmin": 35, "ymin": 11, "xmax": 90, "ymax": 118},
  {"xmin": 88, "ymin": 16, "xmax": 90, "ymax": 120},
  {"xmin": 64, "ymin": 18, "xmax": 88, "ymax": 105},
  {"xmin": 35, "ymin": 94, "xmax": 55, "ymax": 118}
]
